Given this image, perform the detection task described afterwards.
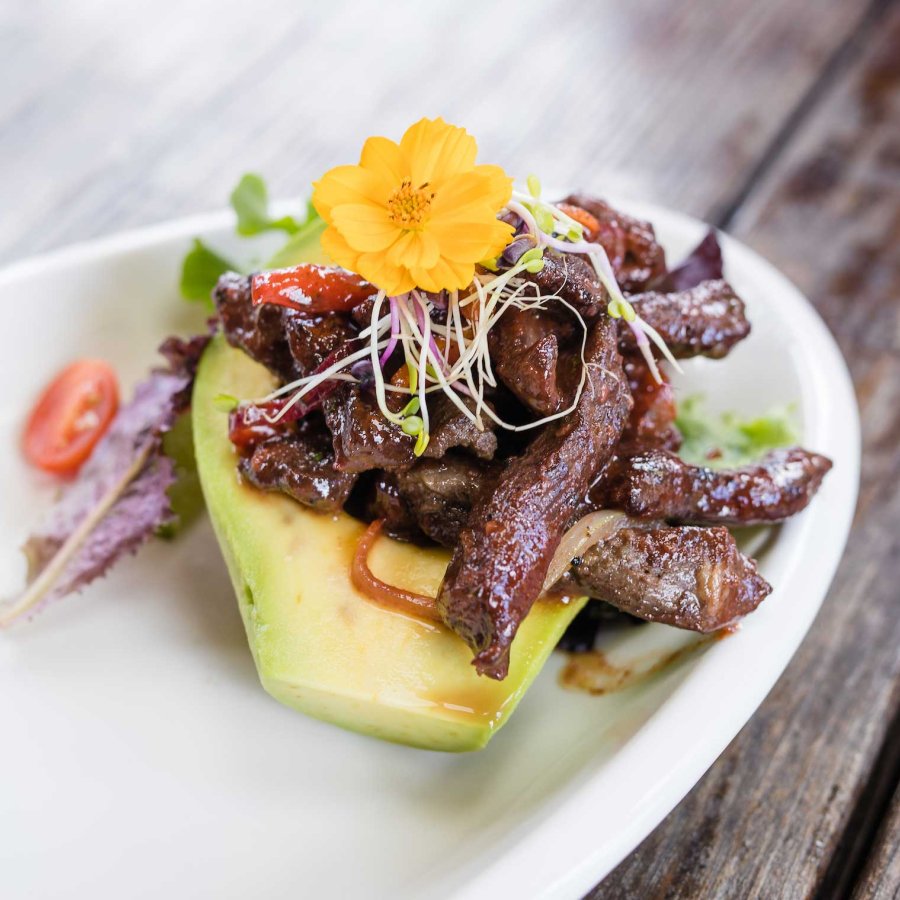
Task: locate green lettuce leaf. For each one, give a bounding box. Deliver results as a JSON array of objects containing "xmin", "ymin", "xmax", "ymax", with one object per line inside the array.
[
  {"xmin": 180, "ymin": 239, "xmax": 237, "ymax": 306},
  {"xmin": 676, "ymin": 395, "xmax": 798, "ymax": 468}
]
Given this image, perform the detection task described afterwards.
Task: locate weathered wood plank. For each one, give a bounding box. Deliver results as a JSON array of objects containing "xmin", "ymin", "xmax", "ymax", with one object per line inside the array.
[
  {"xmin": 853, "ymin": 780, "xmax": 900, "ymax": 898},
  {"xmin": 0, "ymin": 0, "xmax": 869, "ymax": 266},
  {"xmin": 591, "ymin": 4, "xmax": 900, "ymax": 897}
]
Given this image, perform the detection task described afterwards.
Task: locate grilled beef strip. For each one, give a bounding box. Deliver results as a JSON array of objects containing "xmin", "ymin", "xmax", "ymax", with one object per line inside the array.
[
  {"xmin": 488, "ymin": 307, "xmax": 582, "ymax": 416},
  {"xmin": 215, "ymin": 272, "xmax": 300, "ymax": 381},
  {"xmin": 239, "ymin": 420, "xmax": 357, "ymax": 512},
  {"xmin": 322, "ymin": 386, "xmax": 415, "ymax": 472},
  {"xmin": 620, "ymin": 280, "xmax": 751, "ymax": 360},
  {"xmin": 597, "ymin": 447, "xmax": 833, "ymax": 526},
  {"xmin": 525, "ymin": 251, "xmax": 608, "ymax": 320},
  {"xmin": 437, "ymin": 316, "xmax": 632, "ymax": 680},
  {"xmin": 396, "ymin": 457, "xmax": 501, "ymax": 548},
  {"xmin": 323, "ymin": 389, "xmax": 498, "ymax": 474},
  {"xmin": 564, "ymin": 525, "xmax": 772, "ymax": 632},
  {"xmin": 560, "ymin": 194, "xmax": 667, "ymax": 292},
  {"xmin": 619, "ymin": 357, "xmax": 681, "ymax": 454},
  {"xmin": 366, "ymin": 472, "xmax": 422, "ymax": 542}
]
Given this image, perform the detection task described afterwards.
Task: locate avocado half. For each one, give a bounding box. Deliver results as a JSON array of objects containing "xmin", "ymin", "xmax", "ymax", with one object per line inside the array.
[{"xmin": 193, "ymin": 252, "xmax": 586, "ymax": 752}]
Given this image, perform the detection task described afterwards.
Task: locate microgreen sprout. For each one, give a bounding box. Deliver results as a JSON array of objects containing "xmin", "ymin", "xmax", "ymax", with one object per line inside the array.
[
  {"xmin": 241, "ymin": 175, "xmax": 679, "ymax": 450},
  {"xmin": 507, "ymin": 185, "xmax": 679, "ymax": 382},
  {"xmin": 213, "ymin": 393, "xmax": 239, "ymax": 412}
]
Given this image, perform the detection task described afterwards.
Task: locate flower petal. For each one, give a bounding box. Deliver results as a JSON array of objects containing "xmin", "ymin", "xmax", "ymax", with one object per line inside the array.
[
  {"xmin": 387, "ymin": 229, "xmax": 441, "ymax": 270},
  {"xmin": 427, "ymin": 218, "xmax": 514, "ymax": 263},
  {"xmin": 399, "ymin": 117, "xmax": 478, "ymax": 187},
  {"xmin": 410, "ymin": 256, "xmax": 475, "ymax": 293},
  {"xmin": 357, "ymin": 251, "xmax": 417, "ymax": 297},
  {"xmin": 312, "ymin": 164, "xmax": 391, "ymax": 223},
  {"xmin": 472, "ymin": 164, "xmax": 514, "ymax": 211},
  {"xmin": 320, "ymin": 225, "xmax": 361, "ymax": 271},
  {"xmin": 431, "ymin": 170, "xmax": 512, "ymax": 221},
  {"xmin": 360, "ymin": 136, "xmax": 407, "ymax": 185},
  {"xmin": 331, "ymin": 203, "xmax": 402, "ymax": 252}
]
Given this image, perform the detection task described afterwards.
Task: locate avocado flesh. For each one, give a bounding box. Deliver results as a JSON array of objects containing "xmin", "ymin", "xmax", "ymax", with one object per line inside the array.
[{"xmin": 194, "ymin": 338, "xmax": 587, "ymax": 751}]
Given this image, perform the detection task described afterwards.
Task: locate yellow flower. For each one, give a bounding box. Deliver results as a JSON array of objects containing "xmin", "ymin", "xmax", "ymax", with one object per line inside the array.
[{"xmin": 312, "ymin": 118, "xmax": 514, "ymax": 296}]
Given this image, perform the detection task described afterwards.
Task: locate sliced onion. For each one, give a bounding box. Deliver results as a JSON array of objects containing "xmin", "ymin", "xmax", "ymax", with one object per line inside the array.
[
  {"xmin": 543, "ymin": 510, "xmax": 630, "ymax": 592},
  {"xmin": 351, "ymin": 520, "xmax": 442, "ymax": 623}
]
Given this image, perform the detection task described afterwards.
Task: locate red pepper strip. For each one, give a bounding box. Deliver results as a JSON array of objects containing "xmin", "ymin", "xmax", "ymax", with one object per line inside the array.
[
  {"xmin": 350, "ymin": 520, "xmax": 443, "ymax": 624},
  {"xmin": 251, "ymin": 264, "xmax": 375, "ymax": 314},
  {"xmin": 228, "ymin": 348, "xmax": 348, "ymax": 451}
]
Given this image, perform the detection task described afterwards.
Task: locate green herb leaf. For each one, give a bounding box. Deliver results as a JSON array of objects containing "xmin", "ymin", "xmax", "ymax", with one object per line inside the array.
[
  {"xmin": 231, "ymin": 173, "xmax": 301, "ymax": 236},
  {"xmin": 179, "ymin": 239, "xmax": 237, "ymax": 305},
  {"xmin": 676, "ymin": 395, "xmax": 798, "ymax": 469}
]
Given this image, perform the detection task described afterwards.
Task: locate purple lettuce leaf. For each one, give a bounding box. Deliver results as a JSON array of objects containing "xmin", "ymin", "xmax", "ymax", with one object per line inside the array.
[
  {"xmin": 652, "ymin": 229, "xmax": 724, "ymax": 293},
  {"xmin": 2, "ymin": 335, "xmax": 209, "ymax": 626}
]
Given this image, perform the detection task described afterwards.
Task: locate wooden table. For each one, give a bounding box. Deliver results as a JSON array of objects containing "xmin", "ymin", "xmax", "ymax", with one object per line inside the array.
[{"xmin": 4, "ymin": 1, "xmax": 898, "ymax": 895}]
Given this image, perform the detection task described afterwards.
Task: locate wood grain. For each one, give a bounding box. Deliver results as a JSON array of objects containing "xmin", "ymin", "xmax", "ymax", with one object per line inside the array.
[
  {"xmin": 2, "ymin": 0, "xmax": 898, "ymax": 896},
  {"xmin": 591, "ymin": 3, "xmax": 900, "ymax": 897},
  {"xmin": 0, "ymin": 0, "xmax": 869, "ymax": 263},
  {"xmin": 853, "ymin": 781, "xmax": 900, "ymax": 898}
]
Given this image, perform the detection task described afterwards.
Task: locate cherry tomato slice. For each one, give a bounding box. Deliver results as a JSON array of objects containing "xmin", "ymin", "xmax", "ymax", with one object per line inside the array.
[
  {"xmin": 251, "ymin": 264, "xmax": 375, "ymax": 314},
  {"xmin": 23, "ymin": 360, "xmax": 119, "ymax": 476}
]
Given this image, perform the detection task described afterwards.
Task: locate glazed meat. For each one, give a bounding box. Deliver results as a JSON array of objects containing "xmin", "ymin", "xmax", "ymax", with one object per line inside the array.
[
  {"xmin": 619, "ymin": 358, "xmax": 681, "ymax": 454},
  {"xmin": 488, "ymin": 307, "xmax": 580, "ymax": 416},
  {"xmin": 324, "ymin": 389, "xmax": 498, "ymax": 474},
  {"xmin": 437, "ymin": 316, "xmax": 632, "ymax": 679},
  {"xmin": 560, "ymin": 194, "xmax": 667, "ymax": 292},
  {"xmin": 239, "ymin": 426, "xmax": 357, "ymax": 512},
  {"xmin": 285, "ymin": 314, "xmax": 354, "ymax": 375},
  {"xmin": 525, "ymin": 250, "xmax": 607, "ymax": 320},
  {"xmin": 323, "ymin": 386, "xmax": 415, "ymax": 473},
  {"xmin": 620, "ymin": 280, "xmax": 751, "ymax": 360},
  {"xmin": 214, "ymin": 194, "xmax": 835, "ymax": 681},
  {"xmin": 423, "ymin": 396, "xmax": 498, "ymax": 461},
  {"xmin": 215, "ymin": 272, "xmax": 299, "ymax": 381},
  {"xmin": 567, "ymin": 525, "xmax": 771, "ymax": 632},
  {"xmin": 397, "ymin": 457, "xmax": 500, "ymax": 547},
  {"xmin": 599, "ymin": 448, "xmax": 833, "ymax": 525}
]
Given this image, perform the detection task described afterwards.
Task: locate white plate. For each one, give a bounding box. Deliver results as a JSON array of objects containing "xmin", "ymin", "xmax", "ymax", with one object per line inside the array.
[{"xmin": 0, "ymin": 202, "xmax": 858, "ymax": 900}]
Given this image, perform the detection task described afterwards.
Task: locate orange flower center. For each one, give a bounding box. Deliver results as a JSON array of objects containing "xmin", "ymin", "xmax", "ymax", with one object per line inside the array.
[{"xmin": 387, "ymin": 179, "xmax": 434, "ymax": 229}]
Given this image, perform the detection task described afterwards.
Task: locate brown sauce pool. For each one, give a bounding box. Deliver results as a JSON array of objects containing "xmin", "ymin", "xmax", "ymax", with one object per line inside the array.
[{"xmin": 559, "ymin": 628, "xmax": 733, "ymax": 696}]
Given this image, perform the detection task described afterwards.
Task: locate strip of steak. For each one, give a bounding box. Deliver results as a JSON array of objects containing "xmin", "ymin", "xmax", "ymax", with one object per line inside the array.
[
  {"xmin": 599, "ymin": 448, "xmax": 833, "ymax": 525},
  {"xmin": 488, "ymin": 307, "xmax": 581, "ymax": 416},
  {"xmin": 396, "ymin": 457, "xmax": 501, "ymax": 548},
  {"xmin": 239, "ymin": 425, "xmax": 357, "ymax": 512},
  {"xmin": 620, "ymin": 280, "xmax": 751, "ymax": 360},
  {"xmin": 619, "ymin": 357, "xmax": 681, "ymax": 454},
  {"xmin": 323, "ymin": 389, "xmax": 497, "ymax": 473},
  {"xmin": 525, "ymin": 251, "xmax": 608, "ymax": 320},
  {"xmin": 559, "ymin": 194, "xmax": 667, "ymax": 292},
  {"xmin": 566, "ymin": 525, "xmax": 772, "ymax": 631},
  {"xmin": 215, "ymin": 272, "xmax": 299, "ymax": 381},
  {"xmin": 366, "ymin": 472, "xmax": 421, "ymax": 542},
  {"xmin": 437, "ymin": 317, "xmax": 632, "ymax": 679}
]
